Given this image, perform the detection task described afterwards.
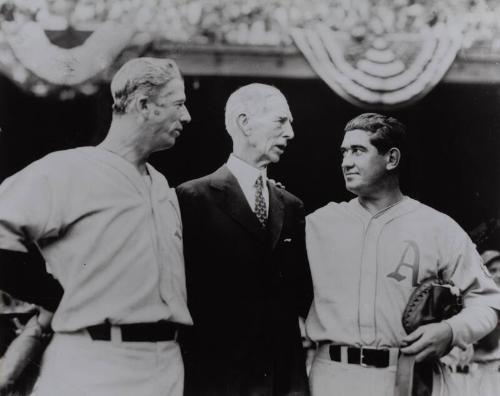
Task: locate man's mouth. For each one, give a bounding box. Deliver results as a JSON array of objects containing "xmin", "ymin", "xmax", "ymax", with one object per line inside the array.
[{"xmin": 274, "ymin": 143, "xmax": 287, "ymax": 152}]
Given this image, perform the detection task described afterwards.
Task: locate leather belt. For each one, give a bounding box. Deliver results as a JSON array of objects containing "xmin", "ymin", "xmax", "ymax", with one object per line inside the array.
[
  {"xmin": 86, "ymin": 320, "xmax": 178, "ymax": 342},
  {"xmin": 448, "ymin": 365, "xmax": 469, "ymax": 374},
  {"xmin": 328, "ymin": 345, "xmax": 398, "ymax": 368}
]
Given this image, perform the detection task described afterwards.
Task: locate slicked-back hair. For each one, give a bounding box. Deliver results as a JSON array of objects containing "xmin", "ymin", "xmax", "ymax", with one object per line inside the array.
[
  {"xmin": 111, "ymin": 57, "xmax": 182, "ymax": 115},
  {"xmin": 344, "ymin": 113, "xmax": 408, "ymax": 171},
  {"xmin": 224, "ymin": 83, "xmax": 284, "ymax": 135}
]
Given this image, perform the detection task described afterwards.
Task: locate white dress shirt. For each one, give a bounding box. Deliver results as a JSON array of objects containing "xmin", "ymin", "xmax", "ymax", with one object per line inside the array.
[{"xmin": 226, "ymin": 154, "xmax": 269, "ymax": 216}]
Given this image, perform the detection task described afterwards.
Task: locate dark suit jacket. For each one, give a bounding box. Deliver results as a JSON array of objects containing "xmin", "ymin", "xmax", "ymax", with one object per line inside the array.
[{"xmin": 177, "ymin": 165, "xmax": 312, "ymax": 396}]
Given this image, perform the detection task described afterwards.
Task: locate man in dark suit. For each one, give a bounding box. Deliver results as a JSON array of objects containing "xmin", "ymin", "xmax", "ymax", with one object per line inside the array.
[{"xmin": 176, "ymin": 83, "xmax": 312, "ymax": 396}]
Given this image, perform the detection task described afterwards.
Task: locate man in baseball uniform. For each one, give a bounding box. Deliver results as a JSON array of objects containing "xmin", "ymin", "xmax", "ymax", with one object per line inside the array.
[
  {"xmin": 305, "ymin": 113, "xmax": 500, "ymax": 396},
  {"xmin": 0, "ymin": 57, "xmax": 192, "ymax": 396}
]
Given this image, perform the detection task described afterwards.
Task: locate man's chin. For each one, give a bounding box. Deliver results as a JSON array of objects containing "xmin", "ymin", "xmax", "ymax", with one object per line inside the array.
[
  {"xmin": 153, "ymin": 140, "xmax": 175, "ymax": 152},
  {"xmin": 345, "ymin": 182, "xmax": 361, "ymax": 195},
  {"xmin": 268, "ymin": 153, "xmax": 282, "ymax": 163}
]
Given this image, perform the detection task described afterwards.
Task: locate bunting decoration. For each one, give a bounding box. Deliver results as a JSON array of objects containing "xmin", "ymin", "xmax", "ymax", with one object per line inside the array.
[
  {"xmin": 291, "ymin": 22, "xmax": 462, "ymax": 109},
  {"xmin": 0, "ymin": 1, "xmax": 495, "ymax": 100},
  {"xmin": 1, "ymin": 20, "xmax": 134, "ymax": 86}
]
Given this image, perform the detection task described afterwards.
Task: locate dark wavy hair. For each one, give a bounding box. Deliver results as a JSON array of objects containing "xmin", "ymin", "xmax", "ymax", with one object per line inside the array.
[{"xmin": 344, "ymin": 113, "xmax": 408, "ymax": 171}]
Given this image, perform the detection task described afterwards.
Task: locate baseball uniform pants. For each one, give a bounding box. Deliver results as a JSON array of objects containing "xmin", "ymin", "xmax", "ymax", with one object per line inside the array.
[{"xmin": 31, "ymin": 331, "xmax": 183, "ymax": 396}]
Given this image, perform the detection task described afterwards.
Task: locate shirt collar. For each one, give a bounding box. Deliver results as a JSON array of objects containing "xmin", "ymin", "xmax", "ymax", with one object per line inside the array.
[{"xmin": 227, "ymin": 154, "xmax": 267, "ymax": 187}]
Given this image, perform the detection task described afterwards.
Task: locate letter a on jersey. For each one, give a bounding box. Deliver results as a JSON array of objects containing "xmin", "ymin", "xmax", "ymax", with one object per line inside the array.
[{"xmin": 387, "ymin": 240, "xmax": 420, "ymax": 286}]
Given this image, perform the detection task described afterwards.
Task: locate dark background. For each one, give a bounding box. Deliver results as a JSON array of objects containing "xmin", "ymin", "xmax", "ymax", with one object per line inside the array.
[{"xmin": 1, "ymin": 75, "xmax": 499, "ymax": 250}]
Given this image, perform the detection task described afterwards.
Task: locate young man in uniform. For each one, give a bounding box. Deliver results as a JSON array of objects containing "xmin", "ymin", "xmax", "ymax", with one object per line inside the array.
[
  {"xmin": 305, "ymin": 113, "xmax": 500, "ymax": 395},
  {"xmin": 0, "ymin": 57, "xmax": 192, "ymax": 396}
]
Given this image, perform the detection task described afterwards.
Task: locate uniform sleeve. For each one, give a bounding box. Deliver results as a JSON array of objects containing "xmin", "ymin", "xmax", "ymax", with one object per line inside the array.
[
  {"xmin": 0, "ymin": 162, "xmax": 64, "ymax": 310},
  {"xmin": 0, "ymin": 165, "xmax": 62, "ymax": 251},
  {"xmin": 441, "ymin": 225, "xmax": 500, "ymax": 347}
]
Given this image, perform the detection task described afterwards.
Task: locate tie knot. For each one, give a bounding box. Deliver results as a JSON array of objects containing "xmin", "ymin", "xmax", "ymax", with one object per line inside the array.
[{"xmin": 255, "ymin": 175, "xmax": 264, "ymax": 189}]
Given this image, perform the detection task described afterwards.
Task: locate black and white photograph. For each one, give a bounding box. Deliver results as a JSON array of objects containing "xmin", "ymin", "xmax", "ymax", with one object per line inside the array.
[{"xmin": 0, "ymin": 1, "xmax": 500, "ymax": 395}]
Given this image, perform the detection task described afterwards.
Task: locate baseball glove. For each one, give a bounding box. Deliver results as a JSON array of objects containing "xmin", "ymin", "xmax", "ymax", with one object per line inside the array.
[{"xmin": 402, "ymin": 278, "xmax": 463, "ymax": 334}]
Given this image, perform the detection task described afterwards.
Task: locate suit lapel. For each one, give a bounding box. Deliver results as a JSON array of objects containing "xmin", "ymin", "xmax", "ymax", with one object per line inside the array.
[
  {"xmin": 267, "ymin": 182, "xmax": 285, "ymax": 251},
  {"xmin": 210, "ymin": 166, "xmax": 267, "ymax": 242}
]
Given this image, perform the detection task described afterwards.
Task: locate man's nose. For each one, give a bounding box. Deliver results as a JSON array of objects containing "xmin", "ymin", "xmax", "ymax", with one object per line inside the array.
[
  {"xmin": 181, "ymin": 105, "xmax": 191, "ymax": 124},
  {"xmin": 341, "ymin": 153, "xmax": 353, "ymax": 169},
  {"xmin": 283, "ymin": 123, "xmax": 294, "ymax": 140}
]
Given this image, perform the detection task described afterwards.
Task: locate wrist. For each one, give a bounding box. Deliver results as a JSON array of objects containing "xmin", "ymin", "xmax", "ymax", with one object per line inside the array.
[
  {"xmin": 441, "ymin": 320, "xmax": 454, "ymax": 352},
  {"xmin": 36, "ymin": 308, "xmax": 53, "ymax": 329},
  {"xmin": 20, "ymin": 314, "xmax": 53, "ymax": 339}
]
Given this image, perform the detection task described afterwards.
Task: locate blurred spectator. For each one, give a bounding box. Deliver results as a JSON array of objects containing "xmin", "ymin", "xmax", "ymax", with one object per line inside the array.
[{"xmin": 3, "ymin": 0, "xmax": 500, "ymax": 47}]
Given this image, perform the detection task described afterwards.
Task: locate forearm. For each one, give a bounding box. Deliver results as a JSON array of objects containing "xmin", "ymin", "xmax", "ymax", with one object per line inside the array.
[
  {"xmin": 445, "ymin": 305, "xmax": 498, "ymax": 349},
  {"xmin": 0, "ymin": 248, "xmax": 62, "ymax": 312}
]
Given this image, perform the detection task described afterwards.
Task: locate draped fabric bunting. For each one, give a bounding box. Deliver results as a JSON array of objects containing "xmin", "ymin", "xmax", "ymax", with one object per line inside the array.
[
  {"xmin": 1, "ymin": 20, "xmax": 134, "ymax": 86},
  {"xmin": 291, "ymin": 23, "xmax": 462, "ymax": 109}
]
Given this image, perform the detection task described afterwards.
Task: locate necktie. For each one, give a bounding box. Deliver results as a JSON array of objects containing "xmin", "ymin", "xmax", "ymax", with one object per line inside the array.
[{"xmin": 254, "ymin": 175, "xmax": 267, "ymax": 228}]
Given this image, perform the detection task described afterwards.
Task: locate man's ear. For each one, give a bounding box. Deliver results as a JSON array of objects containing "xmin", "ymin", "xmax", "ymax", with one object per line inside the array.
[
  {"xmin": 134, "ymin": 94, "xmax": 150, "ymax": 121},
  {"xmin": 236, "ymin": 113, "xmax": 251, "ymax": 136},
  {"xmin": 386, "ymin": 147, "xmax": 401, "ymax": 171}
]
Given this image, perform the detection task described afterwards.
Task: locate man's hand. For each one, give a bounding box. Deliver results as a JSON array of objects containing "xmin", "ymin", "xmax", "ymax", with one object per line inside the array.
[
  {"xmin": 268, "ymin": 179, "xmax": 285, "ymax": 189},
  {"xmin": 400, "ymin": 321, "xmax": 453, "ymax": 362},
  {"xmin": 36, "ymin": 306, "xmax": 54, "ymax": 330}
]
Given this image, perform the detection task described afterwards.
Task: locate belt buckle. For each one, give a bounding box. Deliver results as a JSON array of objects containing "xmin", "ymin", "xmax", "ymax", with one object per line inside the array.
[{"xmin": 360, "ymin": 346, "xmax": 369, "ymax": 368}]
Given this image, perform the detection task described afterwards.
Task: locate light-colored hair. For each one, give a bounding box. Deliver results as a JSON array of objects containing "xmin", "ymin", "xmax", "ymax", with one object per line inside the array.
[
  {"xmin": 224, "ymin": 83, "xmax": 285, "ymax": 135},
  {"xmin": 111, "ymin": 57, "xmax": 182, "ymax": 115}
]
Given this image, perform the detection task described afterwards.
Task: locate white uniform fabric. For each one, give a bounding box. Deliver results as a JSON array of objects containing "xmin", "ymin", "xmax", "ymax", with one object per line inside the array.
[
  {"xmin": 0, "ymin": 147, "xmax": 192, "ymax": 395},
  {"xmin": 0, "ymin": 147, "xmax": 192, "ymax": 330},
  {"xmin": 305, "ymin": 197, "xmax": 500, "ymax": 396},
  {"xmin": 310, "ymin": 344, "xmax": 397, "ymax": 396},
  {"xmin": 436, "ymin": 346, "xmax": 476, "ymax": 396},
  {"xmin": 473, "ymin": 327, "xmax": 500, "ymax": 396},
  {"xmin": 473, "ymin": 360, "xmax": 500, "ymax": 396},
  {"xmin": 31, "ymin": 332, "xmax": 183, "ymax": 396}
]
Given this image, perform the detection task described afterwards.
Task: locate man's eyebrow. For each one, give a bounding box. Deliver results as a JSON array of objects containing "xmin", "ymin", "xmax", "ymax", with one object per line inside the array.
[
  {"xmin": 340, "ymin": 144, "xmax": 367, "ymax": 151},
  {"xmin": 278, "ymin": 115, "xmax": 292, "ymax": 122}
]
